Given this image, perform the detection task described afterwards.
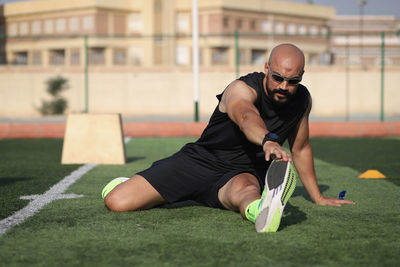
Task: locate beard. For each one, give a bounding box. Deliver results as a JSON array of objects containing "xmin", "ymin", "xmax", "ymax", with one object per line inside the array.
[{"xmin": 266, "ymin": 76, "xmax": 295, "ymax": 106}]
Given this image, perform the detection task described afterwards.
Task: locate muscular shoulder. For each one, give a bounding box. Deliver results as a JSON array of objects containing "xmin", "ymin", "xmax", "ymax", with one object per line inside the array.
[{"xmin": 219, "ymin": 80, "xmax": 258, "ymax": 113}]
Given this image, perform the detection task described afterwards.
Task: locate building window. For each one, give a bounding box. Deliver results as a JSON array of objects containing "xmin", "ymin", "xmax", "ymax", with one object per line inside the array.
[
  {"xmin": 19, "ymin": 22, "xmax": 29, "ymax": 35},
  {"xmin": 239, "ymin": 49, "xmax": 247, "ymax": 64},
  {"xmin": 113, "ymin": 48, "xmax": 127, "ymax": 65},
  {"xmin": 128, "ymin": 13, "xmax": 143, "ymax": 32},
  {"xmin": 251, "ymin": 49, "xmax": 266, "ymax": 65},
  {"xmin": 261, "ymin": 20, "xmax": 272, "ymax": 33},
  {"xmin": 176, "ymin": 13, "xmax": 189, "ymax": 33},
  {"xmin": 69, "ymin": 17, "xmax": 80, "ymax": 32},
  {"xmin": 154, "ymin": 0, "xmax": 162, "ymax": 12},
  {"xmin": 212, "ymin": 47, "xmax": 228, "ymax": 65},
  {"xmin": 223, "ymin": 17, "xmax": 230, "ymax": 29},
  {"xmin": 56, "ymin": 18, "xmax": 66, "ymax": 33},
  {"xmin": 250, "ymin": 20, "xmax": 256, "ymax": 31},
  {"xmin": 70, "ymin": 48, "xmax": 80, "ymax": 65},
  {"xmin": 50, "ymin": 49, "xmax": 65, "ymax": 65},
  {"xmin": 32, "ymin": 50, "xmax": 42, "ymax": 65},
  {"xmin": 175, "ymin": 45, "xmax": 189, "ymax": 65},
  {"xmin": 287, "ymin": 23, "xmax": 297, "ymax": 35},
  {"xmin": 0, "ymin": 23, "xmax": 5, "ymax": 36},
  {"xmin": 83, "ymin": 16, "xmax": 94, "ymax": 31},
  {"xmin": 274, "ymin": 22, "xmax": 284, "ymax": 34},
  {"xmin": 0, "ymin": 53, "xmax": 6, "ymax": 65},
  {"xmin": 309, "ymin": 25, "xmax": 319, "ymax": 35},
  {"xmin": 32, "ymin": 21, "xmax": 41, "ymax": 35},
  {"xmin": 13, "ymin": 51, "xmax": 28, "ymax": 65},
  {"xmin": 44, "ymin": 20, "xmax": 54, "ymax": 34},
  {"xmin": 89, "ymin": 47, "xmax": 105, "ymax": 65},
  {"xmin": 308, "ymin": 53, "xmax": 319, "ymax": 65},
  {"xmin": 129, "ymin": 46, "xmax": 142, "ymax": 65},
  {"xmin": 298, "ymin": 24, "xmax": 307, "ymax": 35},
  {"xmin": 199, "ymin": 49, "xmax": 204, "ymax": 65},
  {"xmin": 8, "ymin": 23, "xmax": 18, "ymax": 36},
  {"xmin": 321, "ymin": 26, "xmax": 329, "ymax": 36},
  {"xmin": 320, "ymin": 52, "xmax": 333, "ymax": 65},
  {"xmin": 236, "ymin": 18, "xmax": 243, "ymax": 30}
]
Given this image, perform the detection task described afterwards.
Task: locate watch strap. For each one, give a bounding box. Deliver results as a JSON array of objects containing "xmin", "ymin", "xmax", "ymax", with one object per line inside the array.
[{"xmin": 262, "ymin": 132, "xmax": 280, "ymax": 146}]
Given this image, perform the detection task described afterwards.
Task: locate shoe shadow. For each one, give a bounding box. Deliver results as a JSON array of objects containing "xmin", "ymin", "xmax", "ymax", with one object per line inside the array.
[
  {"xmin": 277, "ymin": 185, "xmax": 330, "ymax": 230},
  {"xmin": 279, "ymin": 202, "xmax": 307, "ymax": 230},
  {"xmin": 292, "ymin": 185, "xmax": 329, "ymax": 202}
]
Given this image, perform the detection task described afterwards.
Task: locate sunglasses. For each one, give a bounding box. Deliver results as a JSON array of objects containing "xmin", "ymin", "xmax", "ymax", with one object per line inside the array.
[{"xmin": 268, "ymin": 67, "xmax": 303, "ymax": 85}]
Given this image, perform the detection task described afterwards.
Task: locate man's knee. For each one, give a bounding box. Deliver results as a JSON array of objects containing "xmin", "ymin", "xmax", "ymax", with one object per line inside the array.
[
  {"xmin": 104, "ymin": 190, "xmax": 136, "ymax": 212},
  {"xmin": 219, "ymin": 173, "xmax": 260, "ymax": 210},
  {"xmin": 104, "ymin": 175, "xmax": 166, "ymax": 212},
  {"xmin": 229, "ymin": 174, "xmax": 260, "ymax": 195}
]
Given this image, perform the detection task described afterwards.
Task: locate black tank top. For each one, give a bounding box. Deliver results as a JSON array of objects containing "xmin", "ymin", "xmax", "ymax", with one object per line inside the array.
[{"xmin": 181, "ymin": 72, "xmax": 310, "ymax": 172}]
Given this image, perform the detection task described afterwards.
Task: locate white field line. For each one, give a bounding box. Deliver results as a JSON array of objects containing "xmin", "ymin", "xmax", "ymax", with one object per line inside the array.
[
  {"xmin": 0, "ymin": 164, "xmax": 97, "ymax": 237},
  {"xmin": 0, "ymin": 137, "xmax": 131, "ymax": 237}
]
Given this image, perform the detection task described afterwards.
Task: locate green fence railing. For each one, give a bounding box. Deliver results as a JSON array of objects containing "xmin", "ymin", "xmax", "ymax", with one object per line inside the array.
[{"xmin": 0, "ymin": 31, "xmax": 398, "ymax": 121}]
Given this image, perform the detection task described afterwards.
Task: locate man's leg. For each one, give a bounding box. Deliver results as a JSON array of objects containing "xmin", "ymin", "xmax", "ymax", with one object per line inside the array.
[
  {"xmin": 104, "ymin": 175, "xmax": 167, "ymax": 212},
  {"xmin": 217, "ymin": 173, "xmax": 261, "ymax": 219},
  {"xmin": 218, "ymin": 160, "xmax": 297, "ymax": 232}
]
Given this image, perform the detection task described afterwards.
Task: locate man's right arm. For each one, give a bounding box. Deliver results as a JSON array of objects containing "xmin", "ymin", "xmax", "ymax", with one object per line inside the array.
[{"xmin": 219, "ymin": 80, "xmax": 291, "ymax": 162}]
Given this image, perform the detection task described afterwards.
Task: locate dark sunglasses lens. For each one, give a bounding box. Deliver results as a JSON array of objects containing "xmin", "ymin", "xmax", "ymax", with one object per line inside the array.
[
  {"xmin": 271, "ymin": 74, "xmax": 284, "ymax": 83},
  {"xmin": 271, "ymin": 71, "xmax": 301, "ymax": 85},
  {"xmin": 288, "ymin": 78, "xmax": 301, "ymax": 85}
]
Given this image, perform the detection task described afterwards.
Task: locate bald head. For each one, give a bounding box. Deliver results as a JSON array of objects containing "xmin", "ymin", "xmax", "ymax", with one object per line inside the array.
[
  {"xmin": 268, "ymin": 43, "xmax": 305, "ymax": 74},
  {"xmin": 264, "ymin": 44, "xmax": 305, "ymax": 105}
]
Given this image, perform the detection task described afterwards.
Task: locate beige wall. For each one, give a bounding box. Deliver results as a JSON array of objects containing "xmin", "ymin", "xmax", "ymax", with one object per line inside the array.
[
  {"xmin": 0, "ymin": 66, "xmax": 399, "ymax": 119},
  {"xmin": 302, "ymin": 68, "xmax": 400, "ymax": 118}
]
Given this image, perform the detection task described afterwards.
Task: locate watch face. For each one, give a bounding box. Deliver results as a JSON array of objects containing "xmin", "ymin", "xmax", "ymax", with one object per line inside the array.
[{"xmin": 268, "ymin": 133, "xmax": 279, "ymax": 140}]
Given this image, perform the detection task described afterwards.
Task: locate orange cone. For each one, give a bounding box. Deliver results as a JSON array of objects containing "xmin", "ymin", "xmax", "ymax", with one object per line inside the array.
[{"xmin": 358, "ymin": 170, "xmax": 386, "ymax": 179}]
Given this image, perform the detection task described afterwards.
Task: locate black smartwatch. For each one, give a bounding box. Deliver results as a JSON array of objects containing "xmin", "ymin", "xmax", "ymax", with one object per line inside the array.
[{"xmin": 262, "ymin": 132, "xmax": 280, "ymax": 146}]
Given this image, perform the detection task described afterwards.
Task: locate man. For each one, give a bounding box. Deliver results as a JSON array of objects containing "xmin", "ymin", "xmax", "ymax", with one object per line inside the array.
[{"xmin": 102, "ymin": 43, "xmax": 355, "ymax": 233}]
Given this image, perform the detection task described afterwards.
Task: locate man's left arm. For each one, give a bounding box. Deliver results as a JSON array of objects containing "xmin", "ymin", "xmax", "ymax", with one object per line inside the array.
[{"xmin": 288, "ymin": 97, "xmax": 355, "ymax": 206}]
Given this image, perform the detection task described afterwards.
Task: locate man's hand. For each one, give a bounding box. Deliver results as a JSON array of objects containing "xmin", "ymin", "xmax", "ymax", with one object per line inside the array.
[
  {"xmin": 314, "ymin": 195, "xmax": 355, "ymax": 206},
  {"xmin": 263, "ymin": 141, "xmax": 292, "ymax": 162}
]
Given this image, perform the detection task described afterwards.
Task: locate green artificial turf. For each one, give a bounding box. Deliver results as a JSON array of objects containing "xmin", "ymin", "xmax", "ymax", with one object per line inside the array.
[
  {"xmin": 0, "ymin": 139, "xmax": 80, "ymax": 219},
  {"xmin": 0, "ymin": 137, "xmax": 399, "ymax": 266},
  {"xmin": 310, "ymin": 137, "xmax": 400, "ymax": 186}
]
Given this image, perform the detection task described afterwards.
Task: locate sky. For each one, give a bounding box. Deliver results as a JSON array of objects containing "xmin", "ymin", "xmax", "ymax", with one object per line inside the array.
[
  {"xmin": 1, "ymin": 0, "xmax": 399, "ymax": 18},
  {"xmin": 277, "ymin": 0, "xmax": 400, "ymax": 18}
]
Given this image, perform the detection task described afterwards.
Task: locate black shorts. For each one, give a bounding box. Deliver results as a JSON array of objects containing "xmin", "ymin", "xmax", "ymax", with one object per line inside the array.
[{"xmin": 137, "ymin": 150, "xmax": 267, "ymax": 209}]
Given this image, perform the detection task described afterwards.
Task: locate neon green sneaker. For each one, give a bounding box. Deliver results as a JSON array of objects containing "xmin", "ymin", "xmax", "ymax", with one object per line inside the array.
[
  {"xmin": 101, "ymin": 177, "xmax": 129, "ymax": 199},
  {"xmin": 255, "ymin": 159, "xmax": 297, "ymax": 233}
]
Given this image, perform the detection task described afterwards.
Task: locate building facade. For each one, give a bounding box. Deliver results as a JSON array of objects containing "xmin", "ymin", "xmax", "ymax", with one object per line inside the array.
[
  {"xmin": 0, "ymin": 0, "xmax": 335, "ymax": 68},
  {"xmin": 1, "ymin": 0, "xmax": 399, "ymax": 120},
  {"xmin": 329, "ymin": 15, "xmax": 400, "ymax": 66}
]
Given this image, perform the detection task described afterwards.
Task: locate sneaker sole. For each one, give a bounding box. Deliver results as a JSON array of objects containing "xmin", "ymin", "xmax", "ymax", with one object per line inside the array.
[{"xmin": 255, "ymin": 159, "xmax": 297, "ymax": 233}]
